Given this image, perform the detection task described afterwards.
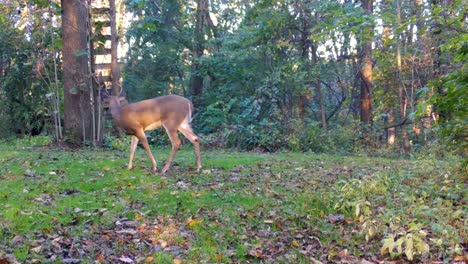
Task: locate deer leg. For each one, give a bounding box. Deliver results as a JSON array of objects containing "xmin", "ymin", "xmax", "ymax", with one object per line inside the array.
[
  {"xmin": 135, "ymin": 130, "xmax": 157, "ymax": 172},
  {"xmin": 179, "ymin": 125, "xmax": 202, "ymax": 172},
  {"xmin": 128, "ymin": 135, "xmax": 139, "ymax": 170},
  {"xmin": 161, "ymin": 126, "xmax": 181, "ymax": 175}
]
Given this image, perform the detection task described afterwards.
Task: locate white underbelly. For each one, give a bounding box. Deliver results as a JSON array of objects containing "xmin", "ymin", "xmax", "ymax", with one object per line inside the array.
[{"xmin": 144, "ymin": 121, "xmax": 162, "ymax": 131}]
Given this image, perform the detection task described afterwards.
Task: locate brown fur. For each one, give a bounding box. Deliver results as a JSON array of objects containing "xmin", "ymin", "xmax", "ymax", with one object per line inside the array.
[{"xmin": 107, "ymin": 95, "xmax": 202, "ymax": 175}]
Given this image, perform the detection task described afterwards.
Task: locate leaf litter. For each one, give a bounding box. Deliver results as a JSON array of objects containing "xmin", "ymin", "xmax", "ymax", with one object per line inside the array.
[{"xmin": 1, "ymin": 149, "xmax": 465, "ymax": 263}]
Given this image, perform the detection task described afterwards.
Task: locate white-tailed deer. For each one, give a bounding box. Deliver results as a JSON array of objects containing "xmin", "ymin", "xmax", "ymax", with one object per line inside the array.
[{"xmin": 104, "ymin": 92, "xmax": 202, "ymax": 175}]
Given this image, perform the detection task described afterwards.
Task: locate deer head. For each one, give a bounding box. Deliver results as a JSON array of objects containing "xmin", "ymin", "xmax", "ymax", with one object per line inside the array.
[{"xmin": 103, "ymin": 92, "xmax": 202, "ymax": 175}]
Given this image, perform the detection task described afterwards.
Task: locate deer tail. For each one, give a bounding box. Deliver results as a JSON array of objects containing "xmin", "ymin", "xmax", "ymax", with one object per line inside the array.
[{"xmin": 188, "ymin": 102, "xmax": 193, "ymax": 123}]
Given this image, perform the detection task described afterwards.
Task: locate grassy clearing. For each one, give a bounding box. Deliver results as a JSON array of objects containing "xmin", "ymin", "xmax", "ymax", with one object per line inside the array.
[{"xmin": 0, "ymin": 140, "xmax": 466, "ymax": 263}]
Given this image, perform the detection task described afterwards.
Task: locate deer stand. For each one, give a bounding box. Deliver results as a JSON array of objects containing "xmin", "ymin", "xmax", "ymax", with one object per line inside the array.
[{"xmin": 89, "ymin": 0, "xmax": 126, "ymax": 139}]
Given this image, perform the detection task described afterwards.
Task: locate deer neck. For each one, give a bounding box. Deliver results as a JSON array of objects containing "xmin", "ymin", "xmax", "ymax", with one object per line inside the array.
[{"xmin": 109, "ymin": 99, "xmax": 123, "ymax": 123}]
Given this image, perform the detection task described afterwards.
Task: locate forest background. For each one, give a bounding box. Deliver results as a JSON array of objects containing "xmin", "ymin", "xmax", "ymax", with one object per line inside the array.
[
  {"xmin": 0, "ymin": 0, "xmax": 466, "ymax": 155},
  {"xmin": 0, "ymin": 0, "xmax": 466, "ymax": 263}
]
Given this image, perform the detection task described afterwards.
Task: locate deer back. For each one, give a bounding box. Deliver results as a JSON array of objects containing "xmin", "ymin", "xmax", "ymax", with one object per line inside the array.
[{"xmin": 117, "ymin": 95, "xmax": 193, "ymax": 134}]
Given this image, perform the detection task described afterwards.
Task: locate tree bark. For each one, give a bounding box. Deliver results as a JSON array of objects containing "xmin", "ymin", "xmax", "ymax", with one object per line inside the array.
[
  {"xmin": 190, "ymin": 0, "xmax": 208, "ymax": 98},
  {"xmin": 312, "ymin": 46, "xmax": 327, "ymax": 131},
  {"xmin": 298, "ymin": 0, "xmax": 327, "ymax": 130},
  {"xmin": 110, "ymin": 0, "xmax": 121, "ymax": 95},
  {"xmin": 62, "ymin": 0, "xmax": 93, "ymax": 145},
  {"xmin": 396, "ymin": 0, "xmax": 411, "ymax": 152},
  {"xmin": 359, "ymin": 0, "xmax": 373, "ymax": 124}
]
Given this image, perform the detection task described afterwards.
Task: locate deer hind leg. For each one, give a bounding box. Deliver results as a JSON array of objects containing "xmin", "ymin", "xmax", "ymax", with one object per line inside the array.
[
  {"xmin": 178, "ymin": 123, "xmax": 202, "ymax": 172},
  {"xmin": 128, "ymin": 135, "xmax": 139, "ymax": 170},
  {"xmin": 135, "ymin": 129, "xmax": 157, "ymax": 172},
  {"xmin": 161, "ymin": 125, "xmax": 182, "ymax": 175}
]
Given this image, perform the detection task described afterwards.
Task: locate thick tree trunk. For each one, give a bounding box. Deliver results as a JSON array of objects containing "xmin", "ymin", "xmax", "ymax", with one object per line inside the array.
[
  {"xmin": 190, "ymin": 0, "xmax": 207, "ymax": 98},
  {"xmin": 359, "ymin": 0, "xmax": 373, "ymax": 124},
  {"xmin": 62, "ymin": 0, "xmax": 93, "ymax": 145}
]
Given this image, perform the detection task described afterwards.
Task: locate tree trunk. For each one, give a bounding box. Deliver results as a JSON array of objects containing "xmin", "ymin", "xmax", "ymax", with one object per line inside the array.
[
  {"xmin": 190, "ymin": 0, "xmax": 207, "ymax": 98},
  {"xmin": 62, "ymin": 0, "xmax": 93, "ymax": 145},
  {"xmin": 386, "ymin": 109, "xmax": 396, "ymax": 146},
  {"xmin": 396, "ymin": 0, "xmax": 411, "ymax": 153},
  {"xmin": 110, "ymin": 0, "xmax": 121, "ymax": 95},
  {"xmin": 430, "ymin": 0, "xmax": 454, "ymax": 121},
  {"xmin": 312, "ymin": 46, "xmax": 327, "ymax": 131},
  {"xmin": 49, "ymin": 15, "xmax": 63, "ymax": 141},
  {"xmin": 359, "ymin": 0, "xmax": 373, "ymax": 124},
  {"xmin": 298, "ymin": 0, "xmax": 327, "ymax": 130},
  {"xmin": 298, "ymin": 0, "xmax": 310, "ymax": 122}
]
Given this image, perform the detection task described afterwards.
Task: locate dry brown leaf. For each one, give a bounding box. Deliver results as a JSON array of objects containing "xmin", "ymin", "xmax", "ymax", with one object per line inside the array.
[
  {"xmin": 31, "ymin": 245, "xmax": 42, "ymax": 254},
  {"xmin": 248, "ymin": 248, "xmax": 264, "ymax": 258},
  {"xmin": 95, "ymin": 254, "xmax": 105, "ymax": 262},
  {"xmin": 453, "ymin": 255, "xmax": 467, "ymax": 262},
  {"xmin": 338, "ymin": 248, "xmax": 348, "ymax": 258},
  {"xmin": 159, "ymin": 240, "xmax": 168, "ymax": 248},
  {"xmin": 173, "ymin": 258, "xmax": 183, "ymax": 264}
]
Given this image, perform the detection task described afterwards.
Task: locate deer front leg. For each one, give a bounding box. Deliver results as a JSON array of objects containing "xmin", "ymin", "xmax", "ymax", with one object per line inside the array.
[
  {"xmin": 128, "ymin": 136, "xmax": 139, "ymax": 170},
  {"xmin": 135, "ymin": 130, "xmax": 157, "ymax": 172}
]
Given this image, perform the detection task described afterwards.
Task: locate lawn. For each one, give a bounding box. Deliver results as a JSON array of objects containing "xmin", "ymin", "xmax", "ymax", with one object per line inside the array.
[{"xmin": 0, "ymin": 139, "xmax": 466, "ymax": 263}]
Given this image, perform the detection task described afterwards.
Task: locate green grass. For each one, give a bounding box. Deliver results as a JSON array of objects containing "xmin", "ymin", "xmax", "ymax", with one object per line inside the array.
[{"xmin": 0, "ymin": 141, "xmax": 466, "ymax": 263}]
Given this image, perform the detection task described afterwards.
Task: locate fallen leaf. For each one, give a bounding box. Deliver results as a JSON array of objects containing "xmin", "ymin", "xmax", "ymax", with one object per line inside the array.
[
  {"xmin": 116, "ymin": 229, "xmax": 137, "ymax": 235},
  {"xmin": 31, "ymin": 245, "xmax": 42, "ymax": 254},
  {"xmin": 96, "ymin": 254, "xmax": 105, "ymax": 262},
  {"xmin": 173, "ymin": 258, "xmax": 183, "ymax": 264},
  {"xmin": 11, "ymin": 235, "xmax": 23, "ymax": 244},
  {"xmin": 248, "ymin": 248, "xmax": 263, "ymax": 258},
  {"xmin": 454, "ymin": 255, "xmax": 467, "ymax": 262},
  {"xmin": 274, "ymin": 220, "xmax": 283, "ymax": 230},
  {"xmin": 292, "ymin": 240, "xmax": 300, "ymax": 247},
  {"xmin": 118, "ymin": 257, "xmax": 134, "ymax": 263},
  {"xmin": 24, "ymin": 169, "xmax": 36, "ymax": 177},
  {"xmin": 160, "ymin": 240, "xmax": 168, "ymax": 248},
  {"xmin": 338, "ymin": 248, "xmax": 348, "ymax": 258},
  {"xmin": 326, "ymin": 214, "xmax": 344, "ymax": 224},
  {"xmin": 145, "ymin": 256, "xmax": 154, "ymax": 263},
  {"xmin": 176, "ymin": 181, "xmax": 188, "ymax": 189},
  {"xmin": 187, "ymin": 218, "xmax": 202, "ymax": 229},
  {"xmin": 62, "ymin": 259, "xmax": 81, "ymax": 264}
]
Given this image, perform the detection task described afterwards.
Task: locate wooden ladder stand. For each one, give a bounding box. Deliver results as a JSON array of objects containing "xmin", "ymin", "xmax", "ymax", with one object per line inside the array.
[{"xmin": 89, "ymin": 0, "xmax": 127, "ymax": 121}]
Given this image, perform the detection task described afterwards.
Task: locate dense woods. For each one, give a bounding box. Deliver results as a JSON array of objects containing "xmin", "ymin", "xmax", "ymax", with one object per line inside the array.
[
  {"xmin": 0, "ymin": 0, "xmax": 466, "ymax": 152},
  {"xmin": 0, "ymin": 1, "xmax": 466, "ymax": 263}
]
